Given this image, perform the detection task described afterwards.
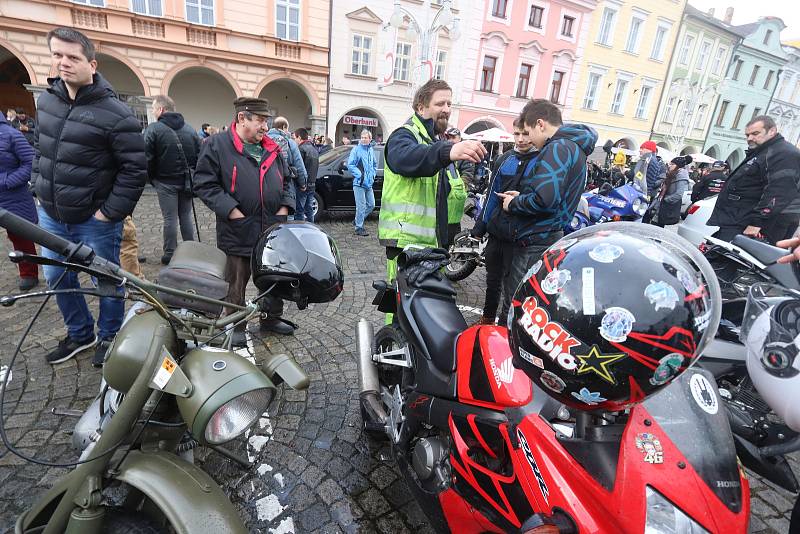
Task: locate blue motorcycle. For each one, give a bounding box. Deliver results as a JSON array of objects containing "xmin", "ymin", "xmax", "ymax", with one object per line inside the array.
[{"xmin": 566, "ymin": 182, "xmax": 649, "ymax": 233}]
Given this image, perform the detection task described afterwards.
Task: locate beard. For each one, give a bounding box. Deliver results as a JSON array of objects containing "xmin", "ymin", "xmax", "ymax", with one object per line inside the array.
[{"xmin": 434, "ymin": 113, "xmax": 450, "ymax": 135}]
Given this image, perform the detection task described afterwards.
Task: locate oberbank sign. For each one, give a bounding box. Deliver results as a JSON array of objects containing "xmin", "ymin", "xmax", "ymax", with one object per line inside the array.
[{"xmin": 343, "ymin": 115, "xmax": 378, "ymax": 127}]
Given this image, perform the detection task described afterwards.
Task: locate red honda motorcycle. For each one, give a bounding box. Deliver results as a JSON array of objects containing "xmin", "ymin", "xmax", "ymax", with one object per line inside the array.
[{"xmin": 357, "ymin": 246, "xmax": 750, "ymax": 533}]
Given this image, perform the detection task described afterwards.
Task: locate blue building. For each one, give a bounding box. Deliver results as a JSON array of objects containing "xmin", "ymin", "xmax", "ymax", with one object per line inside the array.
[{"xmin": 703, "ymin": 17, "xmax": 787, "ymax": 167}]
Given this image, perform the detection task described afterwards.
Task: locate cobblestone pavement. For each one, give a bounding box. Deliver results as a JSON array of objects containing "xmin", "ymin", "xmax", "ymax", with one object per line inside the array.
[{"xmin": 0, "ymin": 187, "xmax": 796, "ymax": 533}]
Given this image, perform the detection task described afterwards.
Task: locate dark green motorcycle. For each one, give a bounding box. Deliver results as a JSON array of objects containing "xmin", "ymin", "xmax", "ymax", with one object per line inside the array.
[{"xmin": 0, "ymin": 208, "xmax": 343, "ymax": 533}]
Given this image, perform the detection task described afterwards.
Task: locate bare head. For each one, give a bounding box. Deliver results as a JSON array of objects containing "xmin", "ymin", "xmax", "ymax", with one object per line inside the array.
[
  {"xmin": 745, "ymin": 115, "xmax": 778, "ymax": 149},
  {"xmin": 151, "ymin": 94, "xmax": 175, "ymax": 120},
  {"xmin": 518, "ymin": 99, "xmax": 563, "ymax": 150},
  {"xmin": 413, "ymin": 79, "xmax": 453, "ymax": 134},
  {"xmin": 47, "ymin": 27, "xmax": 97, "ymax": 91}
]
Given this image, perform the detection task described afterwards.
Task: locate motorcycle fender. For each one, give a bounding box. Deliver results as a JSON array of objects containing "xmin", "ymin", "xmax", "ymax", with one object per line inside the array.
[{"xmin": 114, "ymin": 450, "xmax": 248, "ymax": 533}]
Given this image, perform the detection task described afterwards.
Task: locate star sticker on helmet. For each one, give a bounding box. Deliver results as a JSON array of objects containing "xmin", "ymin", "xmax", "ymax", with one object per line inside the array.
[{"xmin": 575, "ymin": 345, "xmax": 625, "ymax": 384}]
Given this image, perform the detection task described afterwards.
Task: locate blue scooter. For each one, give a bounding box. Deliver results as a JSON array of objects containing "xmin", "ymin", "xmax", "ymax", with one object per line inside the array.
[{"xmin": 566, "ymin": 182, "xmax": 649, "ymax": 233}]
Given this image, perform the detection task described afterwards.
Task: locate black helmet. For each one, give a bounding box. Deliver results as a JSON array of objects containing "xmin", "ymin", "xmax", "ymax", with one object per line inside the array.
[
  {"xmin": 509, "ymin": 223, "xmax": 720, "ymax": 412},
  {"xmin": 251, "ymin": 222, "xmax": 344, "ymax": 308}
]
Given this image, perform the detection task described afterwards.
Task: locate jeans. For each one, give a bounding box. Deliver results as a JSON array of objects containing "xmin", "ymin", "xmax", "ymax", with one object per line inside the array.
[
  {"xmin": 295, "ymin": 189, "xmax": 315, "ymax": 223},
  {"xmin": 154, "ymin": 181, "xmax": 195, "ymax": 257},
  {"xmin": 483, "ymin": 237, "xmax": 514, "ymax": 322},
  {"xmin": 38, "ymin": 208, "xmax": 124, "ymax": 341},
  {"xmin": 353, "ymin": 186, "xmax": 375, "ymax": 230}
]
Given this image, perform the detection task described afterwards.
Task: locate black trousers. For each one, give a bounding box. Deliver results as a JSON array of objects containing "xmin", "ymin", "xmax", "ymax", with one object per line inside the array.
[
  {"xmin": 714, "ymin": 216, "xmax": 800, "ymax": 245},
  {"xmin": 482, "ymin": 237, "xmax": 514, "ymax": 322}
]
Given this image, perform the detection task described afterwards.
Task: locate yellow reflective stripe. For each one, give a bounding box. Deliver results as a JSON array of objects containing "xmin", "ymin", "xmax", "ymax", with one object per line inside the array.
[
  {"xmin": 381, "ymin": 202, "xmax": 438, "ymax": 218},
  {"xmin": 379, "ymin": 219, "xmax": 437, "ymax": 238}
]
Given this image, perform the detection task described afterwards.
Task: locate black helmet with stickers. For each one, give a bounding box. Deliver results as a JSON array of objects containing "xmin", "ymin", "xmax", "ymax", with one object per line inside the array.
[{"xmin": 508, "ymin": 222, "xmax": 721, "ymax": 411}]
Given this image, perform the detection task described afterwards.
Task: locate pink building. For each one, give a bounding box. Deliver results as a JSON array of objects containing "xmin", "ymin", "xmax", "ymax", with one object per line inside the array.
[{"xmin": 457, "ymin": 0, "xmax": 597, "ymax": 133}]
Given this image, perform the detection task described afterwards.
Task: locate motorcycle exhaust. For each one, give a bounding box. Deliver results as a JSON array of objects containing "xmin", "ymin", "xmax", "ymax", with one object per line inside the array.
[{"xmin": 357, "ymin": 318, "xmax": 388, "ymax": 427}]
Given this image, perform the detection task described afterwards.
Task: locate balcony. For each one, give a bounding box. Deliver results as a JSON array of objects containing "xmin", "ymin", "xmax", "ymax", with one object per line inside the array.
[
  {"xmin": 71, "ymin": 7, "xmax": 108, "ymax": 30},
  {"xmin": 131, "ymin": 19, "xmax": 165, "ymax": 39},
  {"xmin": 187, "ymin": 27, "xmax": 217, "ymax": 47}
]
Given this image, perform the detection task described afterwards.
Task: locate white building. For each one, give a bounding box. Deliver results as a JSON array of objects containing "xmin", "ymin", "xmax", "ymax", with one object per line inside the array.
[
  {"xmin": 327, "ymin": 0, "xmax": 482, "ymax": 144},
  {"xmin": 768, "ymin": 45, "xmax": 800, "ymax": 146}
]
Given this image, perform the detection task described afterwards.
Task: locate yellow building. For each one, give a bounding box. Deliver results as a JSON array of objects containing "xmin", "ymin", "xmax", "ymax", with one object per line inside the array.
[{"xmin": 568, "ymin": 0, "xmax": 686, "ymax": 149}]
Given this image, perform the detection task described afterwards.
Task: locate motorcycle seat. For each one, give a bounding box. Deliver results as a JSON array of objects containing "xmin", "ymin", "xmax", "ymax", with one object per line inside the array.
[
  {"xmin": 165, "ymin": 241, "xmax": 227, "ymax": 279},
  {"xmin": 731, "ymin": 235, "xmax": 785, "ymax": 266},
  {"xmin": 409, "ymin": 292, "xmax": 466, "ymax": 373}
]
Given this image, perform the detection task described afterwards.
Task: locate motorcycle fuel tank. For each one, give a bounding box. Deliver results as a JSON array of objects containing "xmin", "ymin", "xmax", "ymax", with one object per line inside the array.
[{"xmin": 456, "ymin": 325, "xmax": 532, "ymax": 410}]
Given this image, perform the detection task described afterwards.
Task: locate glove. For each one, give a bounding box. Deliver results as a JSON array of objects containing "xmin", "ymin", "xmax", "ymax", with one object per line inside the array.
[
  {"xmin": 398, "ymin": 248, "xmax": 449, "ymax": 284},
  {"xmin": 470, "ymin": 220, "xmax": 487, "ymax": 239}
]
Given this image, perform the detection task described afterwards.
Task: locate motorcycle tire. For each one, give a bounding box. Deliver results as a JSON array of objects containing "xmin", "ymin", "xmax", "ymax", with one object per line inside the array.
[
  {"xmin": 102, "ymin": 508, "xmax": 167, "ymax": 533},
  {"xmin": 445, "ymin": 230, "xmax": 479, "ymax": 282},
  {"xmin": 361, "ymin": 324, "xmax": 410, "ymax": 441}
]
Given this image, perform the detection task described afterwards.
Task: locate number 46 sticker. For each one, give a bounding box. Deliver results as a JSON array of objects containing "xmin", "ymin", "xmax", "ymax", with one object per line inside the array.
[{"xmin": 635, "ymin": 433, "xmax": 664, "ymax": 464}]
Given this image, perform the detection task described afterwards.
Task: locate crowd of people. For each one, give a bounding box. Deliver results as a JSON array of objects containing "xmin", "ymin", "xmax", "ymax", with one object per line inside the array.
[{"xmin": 2, "ymin": 23, "xmax": 800, "ymax": 373}]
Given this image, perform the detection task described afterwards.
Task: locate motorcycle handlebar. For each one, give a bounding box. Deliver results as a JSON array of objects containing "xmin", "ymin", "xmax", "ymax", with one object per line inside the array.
[{"xmin": 0, "ymin": 207, "xmax": 97, "ymax": 266}]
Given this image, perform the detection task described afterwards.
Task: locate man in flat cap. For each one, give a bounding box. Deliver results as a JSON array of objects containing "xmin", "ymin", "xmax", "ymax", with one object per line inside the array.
[{"xmin": 193, "ymin": 97, "xmax": 295, "ymax": 346}]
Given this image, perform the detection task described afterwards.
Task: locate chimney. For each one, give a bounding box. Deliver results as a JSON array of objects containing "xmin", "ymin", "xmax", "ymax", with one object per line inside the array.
[
  {"xmin": 708, "ymin": 7, "xmax": 715, "ymax": 18},
  {"xmin": 724, "ymin": 7, "xmax": 734, "ymax": 24}
]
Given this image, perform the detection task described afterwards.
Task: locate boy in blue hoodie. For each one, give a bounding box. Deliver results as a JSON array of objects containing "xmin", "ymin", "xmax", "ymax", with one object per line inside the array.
[
  {"xmin": 496, "ymin": 99, "xmax": 597, "ymax": 321},
  {"xmin": 347, "ymin": 129, "xmax": 377, "ymax": 236}
]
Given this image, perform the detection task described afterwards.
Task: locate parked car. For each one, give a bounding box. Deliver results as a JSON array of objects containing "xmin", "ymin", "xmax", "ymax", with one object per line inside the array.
[
  {"xmin": 311, "ymin": 144, "xmax": 384, "ymax": 220},
  {"xmin": 677, "ymin": 195, "xmax": 719, "ymax": 246}
]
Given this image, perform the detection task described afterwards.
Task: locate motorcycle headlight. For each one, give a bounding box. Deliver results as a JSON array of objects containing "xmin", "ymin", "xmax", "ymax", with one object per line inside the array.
[
  {"xmin": 177, "ymin": 348, "xmax": 276, "ymax": 445},
  {"xmin": 645, "ymin": 487, "xmax": 710, "ymax": 534},
  {"xmin": 633, "ymin": 198, "xmax": 647, "ymax": 216}
]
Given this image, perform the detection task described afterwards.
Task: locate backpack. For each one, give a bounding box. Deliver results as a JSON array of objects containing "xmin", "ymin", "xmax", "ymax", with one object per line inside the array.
[{"xmin": 270, "ymin": 133, "xmax": 297, "ymax": 180}]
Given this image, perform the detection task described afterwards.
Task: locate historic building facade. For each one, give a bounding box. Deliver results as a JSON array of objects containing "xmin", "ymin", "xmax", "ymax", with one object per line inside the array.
[
  {"xmin": 327, "ymin": 0, "xmax": 480, "ymax": 144},
  {"xmin": 0, "ymin": 0, "xmax": 330, "ymax": 134},
  {"xmin": 768, "ymin": 44, "xmax": 800, "ymax": 147},
  {"xmin": 650, "ymin": 5, "xmax": 740, "ymax": 157},
  {"xmin": 568, "ymin": 0, "xmax": 685, "ymax": 149},
  {"xmin": 455, "ymin": 0, "xmax": 597, "ymax": 133},
  {"xmin": 703, "ymin": 17, "xmax": 787, "ymax": 167}
]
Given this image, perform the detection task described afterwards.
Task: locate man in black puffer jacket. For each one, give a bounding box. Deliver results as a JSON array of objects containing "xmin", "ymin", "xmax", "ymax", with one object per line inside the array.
[
  {"xmin": 33, "ymin": 27, "xmax": 146, "ymax": 367},
  {"xmin": 145, "ymin": 94, "xmax": 201, "ymax": 264}
]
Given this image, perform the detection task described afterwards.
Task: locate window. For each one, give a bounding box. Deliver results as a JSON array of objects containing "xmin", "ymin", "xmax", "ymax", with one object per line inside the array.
[
  {"xmin": 394, "ymin": 42, "xmax": 412, "ymax": 81},
  {"xmin": 678, "ymin": 34, "xmax": 694, "ymax": 66},
  {"xmin": 480, "ymin": 56, "xmax": 497, "ymax": 92},
  {"xmin": 610, "ymin": 79, "xmax": 629, "ymax": 114},
  {"xmin": 749, "ymin": 65, "xmax": 760, "ymax": 86},
  {"xmin": 731, "ymin": 104, "xmax": 746, "ymax": 129},
  {"xmin": 132, "ymin": 0, "xmax": 162, "ymax": 16},
  {"xmin": 695, "ymin": 40, "xmax": 712, "ymax": 70},
  {"xmin": 624, "ymin": 17, "xmax": 643, "ymax": 54},
  {"xmin": 74, "ymin": 0, "xmax": 104, "ymax": 6},
  {"xmin": 663, "ymin": 96, "xmax": 677, "ymax": 123},
  {"xmin": 351, "ymin": 34, "xmax": 372, "ymax": 76},
  {"xmin": 550, "ymin": 71, "xmax": 565, "ymax": 103},
  {"xmin": 517, "ymin": 63, "xmax": 533, "ymax": 98},
  {"xmin": 764, "ymin": 29, "xmax": 773, "ymax": 45},
  {"xmin": 491, "ymin": 0, "xmax": 508, "ymax": 18},
  {"xmin": 583, "ymin": 72, "xmax": 602, "ymax": 109},
  {"xmin": 634, "ymin": 85, "xmax": 652, "ymax": 119},
  {"xmin": 435, "ymin": 50, "xmax": 447, "ymax": 80},
  {"xmin": 529, "ymin": 5, "xmax": 544, "ymax": 28},
  {"xmin": 715, "ymin": 100, "xmax": 730, "ymax": 127},
  {"xmin": 597, "ymin": 8, "xmax": 616, "ymax": 46},
  {"xmin": 650, "ymin": 25, "xmax": 669, "ymax": 60},
  {"xmin": 561, "ymin": 16, "xmax": 575, "ymax": 37},
  {"xmin": 711, "ymin": 46, "xmax": 727, "ymax": 75},
  {"xmin": 731, "ymin": 57, "xmax": 744, "ymax": 80},
  {"xmin": 693, "ymin": 104, "xmax": 707, "ymax": 129},
  {"xmin": 763, "ymin": 70, "xmax": 774, "ymax": 90},
  {"xmin": 276, "ymin": 0, "xmax": 300, "ymax": 41},
  {"xmin": 186, "ymin": 0, "xmax": 214, "ymax": 25},
  {"xmin": 751, "ymin": 107, "xmax": 762, "ymax": 121}
]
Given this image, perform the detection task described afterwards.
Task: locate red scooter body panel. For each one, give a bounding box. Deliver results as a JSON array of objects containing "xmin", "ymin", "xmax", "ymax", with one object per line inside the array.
[
  {"xmin": 456, "ymin": 325, "xmax": 532, "ymax": 410},
  {"xmin": 512, "ymin": 406, "xmax": 750, "ymax": 533}
]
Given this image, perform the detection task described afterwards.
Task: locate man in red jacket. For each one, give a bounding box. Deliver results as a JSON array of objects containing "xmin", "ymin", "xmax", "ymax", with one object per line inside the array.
[{"xmin": 193, "ymin": 98, "xmax": 296, "ymax": 344}]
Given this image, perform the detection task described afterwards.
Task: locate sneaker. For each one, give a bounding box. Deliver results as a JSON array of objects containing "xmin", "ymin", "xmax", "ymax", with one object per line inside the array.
[
  {"xmin": 46, "ymin": 336, "xmax": 97, "ymax": 365},
  {"xmin": 259, "ymin": 317, "xmax": 295, "ymax": 336},
  {"xmin": 354, "ymin": 228, "xmax": 369, "ymax": 237},
  {"xmin": 18, "ymin": 278, "xmax": 39, "ymax": 291},
  {"xmin": 92, "ymin": 338, "xmax": 112, "ymax": 368}
]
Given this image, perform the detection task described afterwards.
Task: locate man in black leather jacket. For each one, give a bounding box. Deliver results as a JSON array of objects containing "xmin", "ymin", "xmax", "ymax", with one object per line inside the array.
[
  {"xmin": 691, "ymin": 160, "xmax": 727, "ymax": 202},
  {"xmin": 144, "ymin": 94, "xmax": 201, "ymax": 264},
  {"xmin": 709, "ymin": 116, "xmax": 800, "ymax": 244},
  {"xmin": 33, "ymin": 27, "xmax": 146, "ymax": 366}
]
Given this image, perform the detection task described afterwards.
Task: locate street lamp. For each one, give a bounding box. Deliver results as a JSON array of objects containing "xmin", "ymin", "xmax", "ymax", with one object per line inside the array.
[{"xmin": 384, "ymin": 0, "xmax": 461, "ymax": 87}]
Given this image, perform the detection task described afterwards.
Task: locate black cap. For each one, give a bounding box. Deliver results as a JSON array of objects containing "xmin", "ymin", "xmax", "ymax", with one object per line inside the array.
[
  {"xmin": 233, "ymin": 97, "xmax": 271, "ymax": 118},
  {"xmin": 712, "ymin": 160, "xmax": 726, "ymax": 169}
]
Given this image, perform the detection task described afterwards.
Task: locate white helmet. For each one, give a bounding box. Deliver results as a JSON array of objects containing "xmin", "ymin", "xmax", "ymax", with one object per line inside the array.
[{"xmin": 741, "ymin": 283, "xmax": 800, "ymax": 431}]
